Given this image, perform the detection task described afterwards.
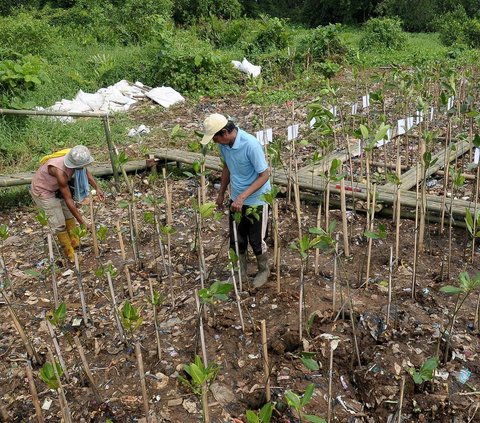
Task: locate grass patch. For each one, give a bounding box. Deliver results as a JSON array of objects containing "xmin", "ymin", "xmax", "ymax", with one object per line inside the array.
[{"xmin": 0, "ymin": 186, "xmax": 33, "ymax": 211}]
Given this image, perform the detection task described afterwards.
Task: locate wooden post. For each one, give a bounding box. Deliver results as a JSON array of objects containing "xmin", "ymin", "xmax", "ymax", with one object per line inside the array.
[
  {"xmin": 47, "ymin": 348, "xmax": 72, "ymax": 423},
  {"xmin": 261, "ymin": 320, "xmax": 271, "ymax": 402},
  {"xmin": 25, "ymin": 361, "xmax": 44, "ymax": 423},
  {"xmin": 89, "ymin": 193, "xmax": 99, "ymax": 258},
  {"xmin": 135, "ymin": 342, "xmax": 150, "ymax": 422},
  {"xmin": 194, "ymin": 290, "xmax": 208, "ymax": 366},
  {"xmin": 340, "ymin": 179, "xmax": 350, "ymax": 257},
  {"xmin": 47, "ymin": 234, "xmax": 59, "ymax": 308},
  {"xmin": 74, "ymin": 253, "xmax": 89, "ymax": 325},
  {"xmin": 45, "ymin": 319, "xmax": 70, "ymax": 381},
  {"xmin": 106, "ymin": 272, "xmax": 125, "ymax": 342},
  {"xmin": 102, "ymin": 115, "xmax": 120, "ymax": 189},
  {"xmin": 73, "ymin": 336, "xmax": 103, "ymax": 402}
]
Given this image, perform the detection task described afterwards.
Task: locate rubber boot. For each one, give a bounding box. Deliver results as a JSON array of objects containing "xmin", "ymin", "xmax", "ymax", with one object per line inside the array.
[
  {"xmin": 239, "ymin": 253, "xmax": 249, "ymax": 284},
  {"xmin": 57, "ymin": 231, "xmax": 75, "ymax": 263},
  {"xmin": 65, "ymin": 218, "xmax": 80, "ymax": 249},
  {"xmin": 253, "ymin": 253, "xmax": 270, "ymax": 288}
]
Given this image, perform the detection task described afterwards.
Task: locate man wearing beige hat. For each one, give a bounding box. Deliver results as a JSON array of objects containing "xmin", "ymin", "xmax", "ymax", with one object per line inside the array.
[
  {"xmin": 201, "ymin": 113, "xmax": 271, "ymax": 287},
  {"xmin": 31, "ymin": 145, "xmax": 104, "ymax": 262}
]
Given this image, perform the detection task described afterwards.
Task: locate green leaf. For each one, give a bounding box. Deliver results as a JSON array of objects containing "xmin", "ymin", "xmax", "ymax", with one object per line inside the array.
[
  {"xmin": 118, "ymin": 199, "xmax": 129, "ymax": 209},
  {"xmin": 285, "ymin": 390, "xmax": 301, "ymax": 410},
  {"xmin": 304, "ymin": 416, "xmax": 327, "ymax": 423},
  {"xmin": 359, "ymin": 124, "xmax": 369, "ymax": 139},
  {"xmin": 419, "ymin": 357, "xmax": 439, "ymax": 381},
  {"xmin": 301, "ymin": 357, "xmax": 320, "ymax": 371},
  {"xmin": 245, "ymin": 410, "xmax": 260, "ymax": 423},
  {"xmin": 301, "ymin": 383, "xmax": 315, "ymax": 407},
  {"xmin": 440, "ymin": 285, "xmax": 463, "ymax": 295},
  {"xmin": 259, "ymin": 402, "xmax": 273, "ymax": 423},
  {"xmin": 199, "ymin": 202, "xmax": 216, "ymax": 218}
]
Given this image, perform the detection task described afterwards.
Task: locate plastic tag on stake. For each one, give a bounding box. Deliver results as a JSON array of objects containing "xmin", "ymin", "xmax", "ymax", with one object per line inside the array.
[
  {"xmin": 406, "ymin": 117, "xmax": 414, "ymax": 131},
  {"xmin": 376, "ymin": 128, "xmax": 392, "ymax": 148},
  {"xmin": 256, "ymin": 128, "xmax": 272, "ymax": 145},
  {"xmin": 351, "ymin": 103, "xmax": 358, "ymax": 115},
  {"xmin": 287, "ymin": 124, "xmax": 299, "ymax": 141},
  {"xmin": 474, "ymin": 148, "xmax": 480, "ymax": 165},
  {"xmin": 397, "ymin": 119, "xmax": 406, "ymax": 136},
  {"xmin": 430, "ymin": 107, "xmax": 434, "ymax": 121},
  {"xmin": 330, "ymin": 106, "xmax": 337, "ymax": 117},
  {"xmin": 309, "ymin": 117, "xmax": 316, "ymax": 129},
  {"xmin": 416, "ymin": 110, "xmax": 424, "ymax": 124},
  {"xmin": 362, "ymin": 95, "xmax": 370, "ymax": 108},
  {"xmin": 447, "ymin": 96, "xmax": 454, "ymax": 110}
]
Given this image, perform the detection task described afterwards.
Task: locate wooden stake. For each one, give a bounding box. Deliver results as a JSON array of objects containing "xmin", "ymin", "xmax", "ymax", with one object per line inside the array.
[
  {"xmin": 340, "ymin": 179, "xmax": 350, "ymax": 257},
  {"xmin": 163, "ymin": 168, "xmax": 173, "ymax": 225},
  {"xmin": 73, "ymin": 336, "xmax": 103, "ymax": 402},
  {"xmin": 395, "ymin": 156, "xmax": 402, "ymax": 265},
  {"xmin": 89, "ymin": 193, "xmax": 99, "ymax": 258},
  {"xmin": 47, "ymin": 348, "xmax": 72, "ymax": 423},
  {"xmin": 25, "ymin": 360, "xmax": 44, "ymax": 423},
  {"xmin": 327, "ymin": 340, "xmax": 336, "ymax": 423},
  {"xmin": 332, "ymin": 236, "xmax": 339, "ymax": 312},
  {"xmin": 116, "ymin": 219, "xmax": 133, "ymax": 298},
  {"xmin": 116, "ymin": 221, "xmax": 126, "ymax": 260},
  {"xmin": 298, "ymin": 261, "xmax": 305, "ymax": 343},
  {"xmin": 47, "ymin": 234, "xmax": 59, "ymax": 308},
  {"xmin": 273, "ymin": 201, "xmax": 281, "ymax": 294},
  {"xmin": 194, "ymin": 290, "xmax": 208, "ymax": 366},
  {"xmin": 135, "ymin": 342, "xmax": 150, "ymax": 422},
  {"xmin": 365, "ymin": 184, "xmax": 376, "ymax": 287},
  {"xmin": 314, "ymin": 201, "xmax": 322, "ymax": 275},
  {"xmin": 201, "ymin": 381, "xmax": 210, "ymax": 423},
  {"xmin": 74, "ymin": 253, "xmax": 89, "ymax": 326},
  {"xmin": 106, "ymin": 272, "xmax": 125, "ymax": 342},
  {"xmin": 148, "ymin": 278, "xmax": 162, "ymax": 360},
  {"xmin": 260, "ymin": 320, "xmax": 271, "ymax": 402},
  {"xmin": 397, "ymin": 376, "xmax": 406, "ymax": 423},
  {"xmin": 412, "ymin": 163, "xmax": 420, "ymax": 299},
  {"xmin": 0, "ymin": 290, "xmax": 41, "ymax": 364},
  {"xmin": 45, "ymin": 319, "xmax": 70, "ymax": 381},
  {"xmin": 386, "ymin": 247, "xmax": 393, "ymax": 328},
  {"xmin": 127, "ymin": 204, "xmax": 139, "ymax": 265}
]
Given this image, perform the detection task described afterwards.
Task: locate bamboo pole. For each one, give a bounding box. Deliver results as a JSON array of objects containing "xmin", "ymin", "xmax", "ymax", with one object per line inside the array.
[
  {"xmin": 1, "ymin": 290, "xmax": 41, "ymax": 364},
  {"xmin": 397, "ymin": 376, "xmax": 406, "ymax": 423},
  {"xmin": 471, "ymin": 165, "xmax": 480, "ymax": 263},
  {"xmin": 74, "ymin": 253, "xmax": 89, "ymax": 326},
  {"xmin": 106, "ymin": 272, "xmax": 125, "ymax": 342},
  {"xmin": 194, "ymin": 290, "xmax": 208, "ymax": 366},
  {"xmin": 73, "ymin": 336, "xmax": 103, "ymax": 402},
  {"xmin": 117, "ymin": 220, "xmax": 134, "ymax": 299},
  {"xmin": 395, "ymin": 156, "xmax": 401, "ymax": 265},
  {"xmin": 127, "ymin": 204, "xmax": 139, "ymax": 266},
  {"xmin": 340, "ymin": 179, "xmax": 350, "ymax": 257},
  {"xmin": 47, "ymin": 348, "xmax": 72, "ymax": 423},
  {"xmin": 26, "ymin": 361, "xmax": 44, "ymax": 423},
  {"xmin": 365, "ymin": 184, "xmax": 377, "ymax": 287},
  {"xmin": 135, "ymin": 342, "xmax": 150, "ymax": 422},
  {"xmin": 45, "ymin": 319, "xmax": 70, "ymax": 381},
  {"xmin": 102, "ymin": 116, "xmax": 121, "ymax": 189},
  {"xmin": 386, "ymin": 247, "xmax": 393, "ymax": 328},
  {"xmin": 163, "ymin": 168, "xmax": 173, "ymax": 225},
  {"xmin": 273, "ymin": 201, "xmax": 281, "ymax": 294},
  {"xmin": 148, "ymin": 279, "xmax": 162, "ymax": 360},
  {"xmin": 260, "ymin": 320, "xmax": 271, "ymax": 402},
  {"xmin": 47, "ymin": 234, "xmax": 59, "ymax": 308},
  {"xmin": 332, "ymin": 236, "xmax": 339, "ymax": 312},
  {"xmin": 412, "ymin": 163, "xmax": 420, "ymax": 299},
  {"xmin": 89, "ymin": 194, "xmax": 99, "ymax": 258},
  {"xmin": 314, "ymin": 201, "xmax": 322, "ymax": 275},
  {"xmin": 327, "ymin": 339, "xmax": 336, "ymax": 423}
]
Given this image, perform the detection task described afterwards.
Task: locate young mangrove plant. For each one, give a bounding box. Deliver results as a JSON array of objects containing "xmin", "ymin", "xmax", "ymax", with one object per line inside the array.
[
  {"xmin": 198, "ymin": 279, "xmax": 233, "ymax": 328},
  {"xmin": 246, "ymin": 402, "xmax": 273, "ymax": 423},
  {"xmin": 409, "ymin": 356, "xmax": 439, "ymax": 390},
  {"xmin": 284, "ymin": 383, "xmax": 326, "ymax": 423}
]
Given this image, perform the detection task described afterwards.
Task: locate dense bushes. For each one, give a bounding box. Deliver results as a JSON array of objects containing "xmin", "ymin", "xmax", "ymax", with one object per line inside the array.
[
  {"xmin": 360, "ymin": 18, "xmax": 407, "ymax": 51},
  {"xmin": 436, "ymin": 6, "xmax": 480, "ymax": 48},
  {"xmin": 173, "ymin": 0, "xmax": 242, "ymax": 24}
]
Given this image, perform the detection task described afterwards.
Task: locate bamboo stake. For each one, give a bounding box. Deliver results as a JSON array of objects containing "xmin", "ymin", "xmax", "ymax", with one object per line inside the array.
[
  {"xmin": 135, "ymin": 342, "xmax": 150, "ymax": 422},
  {"xmin": 340, "ymin": 179, "xmax": 350, "ymax": 257},
  {"xmin": 89, "ymin": 193, "xmax": 99, "ymax": 258},
  {"xmin": 0, "ymin": 290, "xmax": 41, "ymax": 363},
  {"xmin": 231, "ymin": 212, "xmax": 244, "ymax": 292},
  {"xmin": 74, "ymin": 253, "xmax": 89, "ymax": 326},
  {"xmin": 106, "ymin": 272, "xmax": 125, "ymax": 342},
  {"xmin": 26, "ymin": 361, "xmax": 44, "ymax": 423},
  {"xmin": 332, "ymin": 236, "xmax": 339, "ymax": 312},
  {"xmin": 45, "ymin": 319, "xmax": 70, "ymax": 381},
  {"xmin": 314, "ymin": 201, "xmax": 322, "ymax": 275},
  {"xmin": 163, "ymin": 168, "xmax": 173, "ymax": 225},
  {"xmin": 0, "ymin": 255, "xmax": 15, "ymax": 299},
  {"xmin": 273, "ymin": 201, "xmax": 281, "ymax": 294},
  {"xmin": 148, "ymin": 278, "xmax": 162, "ymax": 360},
  {"xmin": 116, "ymin": 221, "xmax": 134, "ymax": 298},
  {"xmin": 440, "ymin": 120, "xmax": 452, "ymax": 233},
  {"xmin": 386, "ymin": 247, "xmax": 393, "ymax": 327},
  {"xmin": 260, "ymin": 320, "xmax": 271, "ymax": 402},
  {"xmin": 201, "ymin": 381, "xmax": 210, "ymax": 423},
  {"xmin": 293, "ymin": 160, "xmax": 302, "ymax": 238},
  {"xmin": 343, "ymin": 275, "xmax": 361, "ymax": 367},
  {"xmin": 471, "ymin": 165, "xmax": 480, "ymax": 263},
  {"xmin": 395, "ymin": 156, "xmax": 402, "ymax": 265},
  {"xmin": 194, "ymin": 290, "xmax": 208, "ymax": 366},
  {"xmin": 412, "ymin": 163, "xmax": 420, "ymax": 299},
  {"xmin": 73, "ymin": 336, "xmax": 103, "ymax": 402},
  {"xmin": 47, "ymin": 348, "xmax": 72, "ymax": 423},
  {"xmin": 201, "ymin": 161, "xmax": 206, "ymax": 205},
  {"xmin": 327, "ymin": 339, "xmax": 337, "ymax": 423},
  {"xmin": 475, "ymin": 293, "xmax": 480, "ymax": 333},
  {"xmin": 397, "ymin": 376, "xmax": 406, "ymax": 423},
  {"xmin": 47, "ymin": 234, "xmax": 59, "ymax": 309},
  {"xmin": 226, "ymin": 245, "xmax": 245, "ymax": 332},
  {"xmin": 365, "ymin": 184, "xmax": 376, "ymax": 287},
  {"xmin": 298, "ymin": 261, "xmax": 305, "ymax": 343},
  {"xmin": 127, "ymin": 204, "xmax": 138, "ymax": 266},
  {"xmin": 418, "ymin": 136, "xmax": 427, "ymax": 253},
  {"xmin": 116, "ymin": 221, "xmax": 126, "ymax": 260}
]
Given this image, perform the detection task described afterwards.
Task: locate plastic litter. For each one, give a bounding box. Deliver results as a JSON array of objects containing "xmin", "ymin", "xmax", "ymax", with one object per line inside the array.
[
  {"xmin": 128, "ymin": 124, "xmax": 151, "ymax": 137},
  {"xmin": 231, "ymin": 57, "xmax": 261, "ymax": 78},
  {"xmin": 456, "ymin": 367, "xmax": 471, "ymax": 384}
]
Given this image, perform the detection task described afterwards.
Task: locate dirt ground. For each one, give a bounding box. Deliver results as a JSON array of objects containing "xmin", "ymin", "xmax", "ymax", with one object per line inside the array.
[{"xmin": 1, "ymin": 87, "xmax": 480, "ymax": 422}]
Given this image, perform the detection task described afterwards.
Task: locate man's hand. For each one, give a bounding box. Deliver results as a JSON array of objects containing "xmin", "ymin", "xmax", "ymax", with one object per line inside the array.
[
  {"xmin": 231, "ymin": 194, "xmax": 246, "ymax": 212},
  {"xmin": 95, "ymin": 188, "xmax": 105, "ymax": 201},
  {"xmin": 216, "ymin": 192, "xmax": 225, "ymax": 209}
]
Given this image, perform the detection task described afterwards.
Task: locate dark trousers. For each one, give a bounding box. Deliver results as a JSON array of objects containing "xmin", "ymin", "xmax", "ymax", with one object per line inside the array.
[{"xmin": 229, "ymin": 204, "xmax": 268, "ymax": 256}]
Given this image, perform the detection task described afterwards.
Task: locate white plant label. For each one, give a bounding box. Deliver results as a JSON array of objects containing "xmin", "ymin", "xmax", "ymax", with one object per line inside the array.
[
  {"xmin": 430, "ymin": 107, "xmax": 434, "ymax": 121},
  {"xmin": 397, "ymin": 119, "xmax": 406, "ymax": 135},
  {"xmin": 406, "ymin": 117, "xmax": 414, "ymax": 131},
  {"xmin": 416, "ymin": 110, "xmax": 424, "ymax": 124},
  {"xmin": 330, "ymin": 106, "xmax": 337, "ymax": 117},
  {"xmin": 377, "ymin": 128, "xmax": 392, "ymax": 147},
  {"xmin": 309, "ymin": 117, "xmax": 316, "ymax": 129},
  {"xmin": 351, "ymin": 103, "xmax": 358, "ymax": 115},
  {"xmin": 287, "ymin": 124, "xmax": 299, "ymax": 141},
  {"xmin": 447, "ymin": 96, "xmax": 454, "ymax": 110},
  {"xmin": 256, "ymin": 128, "xmax": 272, "ymax": 145},
  {"xmin": 475, "ymin": 148, "xmax": 480, "ymax": 165},
  {"xmin": 362, "ymin": 95, "xmax": 370, "ymax": 108}
]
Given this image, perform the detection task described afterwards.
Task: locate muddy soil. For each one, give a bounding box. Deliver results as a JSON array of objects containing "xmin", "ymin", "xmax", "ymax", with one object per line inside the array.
[{"xmin": 1, "ymin": 87, "xmax": 480, "ymax": 422}]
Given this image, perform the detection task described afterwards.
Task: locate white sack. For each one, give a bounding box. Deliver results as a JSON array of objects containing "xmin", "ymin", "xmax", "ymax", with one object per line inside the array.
[
  {"xmin": 231, "ymin": 57, "xmax": 261, "ymax": 78},
  {"xmin": 146, "ymin": 86, "xmax": 185, "ymax": 108}
]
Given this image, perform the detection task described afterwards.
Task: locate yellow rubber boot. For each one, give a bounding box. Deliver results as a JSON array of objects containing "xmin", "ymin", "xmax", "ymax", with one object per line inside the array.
[
  {"xmin": 57, "ymin": 231, "xmax": 75, "ymax": 263},
  {"xmin": 65, "ymin": 218, "xmax": 80, "ymax": 249}
]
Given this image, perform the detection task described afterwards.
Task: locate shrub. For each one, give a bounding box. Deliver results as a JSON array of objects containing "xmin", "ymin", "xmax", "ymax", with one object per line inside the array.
[
  {"xmin": 246, "ymin": 16, "xmax": 290, "ymax": 55},
  {"xmin": 297, "ymin": 24, "xmax": 349, "ymax": 63},
  {"xmin": 376, "ymin": 0, "xmax": 438, "ymax": 32},
  {"xmin": 173, "ymin": 0, "xmax": 242, "ymax": 25},
  {"xmin": 435, "ymin": 6, "xmax": 469, "ymax": 47},
  {"xmin": 359, "ymin": 17, "xmax": 407, "ymax": 51},
  {"xmin": 465, "ymin": 18, "xmax": 480, "ymax": 48}
]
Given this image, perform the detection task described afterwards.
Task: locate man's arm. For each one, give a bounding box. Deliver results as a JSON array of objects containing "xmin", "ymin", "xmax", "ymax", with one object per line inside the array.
[
  {"xmin": 49, "ymin": 167, "xmax": 86, "ymax": 226},
  {"xmin": 216, "ymin": 165, "xmax": 230, "ymax": 209},
  {"xmin": 231, "ymin": 168, "xmax": 270, "ymax": 212}
]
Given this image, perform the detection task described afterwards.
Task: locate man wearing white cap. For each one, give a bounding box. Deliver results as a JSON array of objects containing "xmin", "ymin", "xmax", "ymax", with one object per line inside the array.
[
  {"xmin": 31, "ymin": 145, "xmax": 104, "ymax": 262},
  {"xmin": 202, "ymin": 113, "xmax": 271, "ymax": 288}
]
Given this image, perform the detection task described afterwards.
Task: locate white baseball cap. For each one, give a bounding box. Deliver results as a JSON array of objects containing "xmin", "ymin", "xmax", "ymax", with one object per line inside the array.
[
  {"xmin": 201, "ymin": 113, "xmax": 228, "ymax": 145},
  {"xmin": 64, "ymin": 145, "xmax": 94, "ymax": 169}
]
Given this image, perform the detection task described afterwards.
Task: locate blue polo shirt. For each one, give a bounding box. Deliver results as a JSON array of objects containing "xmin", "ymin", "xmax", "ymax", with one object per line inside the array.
[{"xmin": 219, "ymin": 128, "xmax": 271, "ymax": 206}]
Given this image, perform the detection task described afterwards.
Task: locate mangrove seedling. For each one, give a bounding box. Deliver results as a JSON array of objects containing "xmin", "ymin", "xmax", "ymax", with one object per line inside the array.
[
  {"xmin": 39, "ymin": 361, "xmax": 63, "ymax": 390},
  {"xmin": 409, "ymin": 356, "xmax": 439, "ymax": 387},
  {"xmin": 284, "ymin": 383, "xmax": 326, "ymax": 423},
  {"xmin": 120, "ymin": 300, "xmax": 143, "ymax": 336},
  {"xmin": 246, "ymin": 402, "xmax": 273, "ymax": 423}
]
